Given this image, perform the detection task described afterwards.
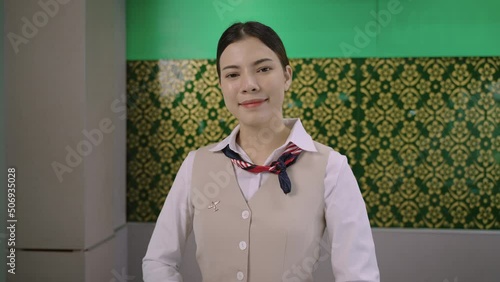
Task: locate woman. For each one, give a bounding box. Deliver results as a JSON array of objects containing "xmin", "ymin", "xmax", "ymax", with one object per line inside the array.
[{"xmin": 143, "ymin": 21, "xmax": 380, "ymax": 282}]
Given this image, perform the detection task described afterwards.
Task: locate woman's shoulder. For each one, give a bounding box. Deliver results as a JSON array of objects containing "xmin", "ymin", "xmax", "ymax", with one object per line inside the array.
[
  {"xmin": 311, "ymin": 140, "xmax": 342, "ymax": 157},
  {"xmin": 192, "ymin": 142, "xmax": 220, "ymax": 153},
  {"xmin": 309, "ymin": 140, "xmax": 350, "ymax": 167},
  {"xmin": 178, "ymin": 143, "xmax": 221, "ymax": 171},
  {"xmin": 186, "ymin": 142, "xmax": 224, "ymax": 160}
]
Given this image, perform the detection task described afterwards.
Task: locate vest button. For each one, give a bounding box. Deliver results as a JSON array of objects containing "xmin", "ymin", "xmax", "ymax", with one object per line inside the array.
[
  {"xmin": 239, "ymin": 241, "xmax": 247, "ymax": 250},
  {"xmin": 237, "ymin": 271, "xmax": 244, "ymax": 280},
  {"xmin": 241, "ymin": 210, "xmax": 250, "ymax": 219}
]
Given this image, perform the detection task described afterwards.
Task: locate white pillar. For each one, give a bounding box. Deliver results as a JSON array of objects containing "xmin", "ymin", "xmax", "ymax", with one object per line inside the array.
[{"xmin": 5, "ymin": 0, "xmax": 126, "ymax": 280}]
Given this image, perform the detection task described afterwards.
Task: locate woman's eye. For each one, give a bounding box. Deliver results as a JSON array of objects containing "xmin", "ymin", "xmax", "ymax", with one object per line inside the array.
[
  {"xmin": 258, "ymin": 67, "xmax": 271, "ymax": 73},
  {"xmin": 225, "ymin": 73, "xmax": 239, "ymax": 78}
]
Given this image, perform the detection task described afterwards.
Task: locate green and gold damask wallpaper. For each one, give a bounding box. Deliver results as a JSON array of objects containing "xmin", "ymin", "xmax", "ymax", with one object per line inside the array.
[{"xmin": 127, "ymin": 57, "xmax": 500, "ymax": 229}]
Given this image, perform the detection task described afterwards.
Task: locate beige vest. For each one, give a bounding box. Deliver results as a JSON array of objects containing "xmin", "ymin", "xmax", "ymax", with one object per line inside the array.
[{"xmin": 191, "ymin": 142, "xmax": 331, "ymax": 282}]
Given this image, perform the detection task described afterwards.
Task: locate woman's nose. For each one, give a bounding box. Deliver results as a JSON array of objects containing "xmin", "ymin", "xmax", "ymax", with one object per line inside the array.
[{"xmin": 241, "ymin": 73, "xmax": 260, "ymax": 93}]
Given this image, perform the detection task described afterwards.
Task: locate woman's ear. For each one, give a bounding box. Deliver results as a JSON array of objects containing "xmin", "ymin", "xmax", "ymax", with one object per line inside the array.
[{"xmin": 284, "ymin": 65, "xmax": 293, "ymax": 91}]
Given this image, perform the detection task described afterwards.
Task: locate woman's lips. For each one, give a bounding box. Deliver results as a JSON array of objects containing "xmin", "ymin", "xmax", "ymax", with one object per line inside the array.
[{"xmin": 238, "ymin": 98, "xmax": 269, "ymax": 108}]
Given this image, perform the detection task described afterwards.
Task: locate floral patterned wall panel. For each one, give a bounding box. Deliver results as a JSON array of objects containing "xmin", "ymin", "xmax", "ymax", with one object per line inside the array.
[{"xmin": 127, "ymin": 57, "xmax": 500, "ymax": 229}]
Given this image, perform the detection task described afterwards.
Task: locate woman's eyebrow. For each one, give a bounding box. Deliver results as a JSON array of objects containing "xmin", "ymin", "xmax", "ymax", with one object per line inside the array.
[
  {"xmin": 253, "ymin": 58, "xmax": 273, "ymax": 66},
  {"xmin": 221, "ymin": 58, "xmax": 273, "ymax": 71}
]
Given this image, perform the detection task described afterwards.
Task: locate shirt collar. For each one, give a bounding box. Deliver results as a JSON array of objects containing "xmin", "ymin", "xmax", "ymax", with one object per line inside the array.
[{"xmin": 209, "ymin": 118, "xmax": 317, "ymax": 153}]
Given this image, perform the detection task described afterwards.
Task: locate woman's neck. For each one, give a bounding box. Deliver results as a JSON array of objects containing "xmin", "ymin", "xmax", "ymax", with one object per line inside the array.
[{"xmin": 236, "ymin": 120, "xmax": 291, "ymax": 165}]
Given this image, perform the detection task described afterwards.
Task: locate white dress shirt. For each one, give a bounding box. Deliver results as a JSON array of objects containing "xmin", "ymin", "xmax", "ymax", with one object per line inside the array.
[{"xmin": 143, "ymin": 118, "xmax": 380, "ymax": 282}]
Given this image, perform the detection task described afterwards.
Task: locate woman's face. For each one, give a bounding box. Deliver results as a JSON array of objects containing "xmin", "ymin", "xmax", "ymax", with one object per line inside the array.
[{"xmin": 218, "ymin": 36, "xmax": 292, "ymax": 128}]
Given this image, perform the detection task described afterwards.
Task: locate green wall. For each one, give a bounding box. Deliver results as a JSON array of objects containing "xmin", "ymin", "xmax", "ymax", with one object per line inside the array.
[{"xmin": 126, "ymin": 0, "xmax": 500, "ymax": 60}]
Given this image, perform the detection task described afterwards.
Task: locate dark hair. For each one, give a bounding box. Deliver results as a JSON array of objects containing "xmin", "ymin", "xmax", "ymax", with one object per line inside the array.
[{"xmin": 216, "ymin": 21, "xmax": 290, "ymax": 78}]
